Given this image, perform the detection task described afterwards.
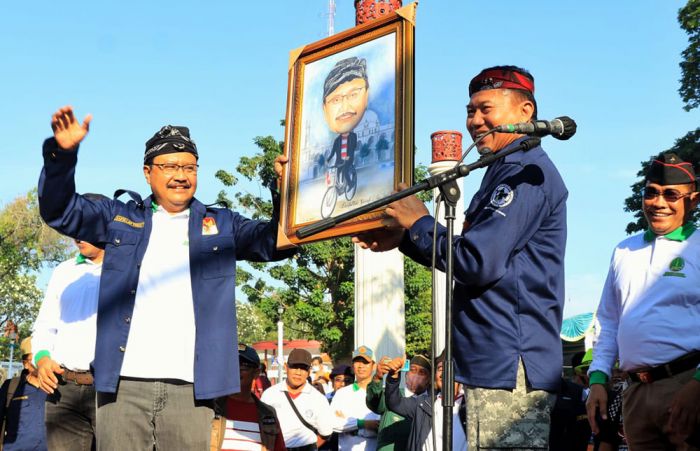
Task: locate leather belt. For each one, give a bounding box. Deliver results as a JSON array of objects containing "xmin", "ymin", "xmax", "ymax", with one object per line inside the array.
[
  {"xmin": 62, "ymin": 369, "xmax": 94, "ymax": 385},
  {"xmin": 286, "ymin": 445, "xmax": 317, "ymax": 451},
  {"xmin": 628, "ymin": 351, "xmax": 700, "ymax": 384}
]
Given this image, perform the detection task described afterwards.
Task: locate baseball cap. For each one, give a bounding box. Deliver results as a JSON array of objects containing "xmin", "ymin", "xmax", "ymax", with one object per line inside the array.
[
  {"xmin": 329, "ymin": 364, "xmax": 354, "ymax": 379},
  {"xmin": 287, "ymin": 349, "xmax": 312, "ymax": 367},
  {"xmin": 352, "ymin": 345, "xmax": 374, "ymax": 363},
  {"xmin": 20, "ymin": 337, "xmax": 32, "ymax": 359},
  {"xmin": 238, "ymin": 343, "xmax": 260, "ymax": 366}
]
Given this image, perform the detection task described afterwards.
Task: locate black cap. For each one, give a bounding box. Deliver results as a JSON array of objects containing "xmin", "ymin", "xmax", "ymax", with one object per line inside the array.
[
  {"xmin": 144, "ymin": 125, "xmax": 198, "ymax": 164},
  {"xmin": 329, "ymin": 364, "xmax": 354, "ymax": 378},
  {"xmin": 410, "ymin": 354, "xmax": 431, "ymax": 373},
  {"xmin": 238, "ymin": 343, "xmax": 260, "ymax": 366},
  {"xmin": 646, "ymin": 152, "xmax": 696, "ymax": 186},
  {"xmin": 323, "ymin": 57, "xmax": 368, "ymax": 101}
]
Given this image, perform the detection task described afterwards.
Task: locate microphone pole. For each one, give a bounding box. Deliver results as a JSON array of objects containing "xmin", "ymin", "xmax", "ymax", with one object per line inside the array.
[{"xmin": 295, "ymin": 136, "xmax": 541, "ymax": 240}]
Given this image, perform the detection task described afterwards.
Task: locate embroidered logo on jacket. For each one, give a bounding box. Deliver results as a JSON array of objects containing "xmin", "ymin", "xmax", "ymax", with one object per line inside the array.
[
  {"xmin": 202, "ymin": 217, "xmax": 219, "ymax": 235},
  {"xmin": 490, "ymin": 184, "xmax": 514, "ymax": 208},
  {"xmin": 664, "ymin": 256, "xmax": 686, "ymax": 278},
  {"xmin": 113, "ymin": 215, "xmax": 144, "ymax": 228}
]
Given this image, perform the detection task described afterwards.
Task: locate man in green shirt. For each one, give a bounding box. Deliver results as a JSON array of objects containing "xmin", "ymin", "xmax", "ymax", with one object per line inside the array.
[{"xmin": 366, "ymin": 355, "xmax": 431, "ymax": 450}]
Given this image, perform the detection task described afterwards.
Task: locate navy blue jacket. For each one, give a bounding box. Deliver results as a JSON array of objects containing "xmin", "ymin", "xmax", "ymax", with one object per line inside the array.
[
  {"xmin": 0, "ymin": 371, "xmax": 48, "ymax": 451},
  {"xmin": 383, "ymin": 375, "xmax": 432, "ymax": 451},
  {"xmin": 38, "ymin": 138, "xmax": 294, "ymax": 399},
  {"xmin": 400, "ymin": 138, "xmax": 567, "ymax": 391}
]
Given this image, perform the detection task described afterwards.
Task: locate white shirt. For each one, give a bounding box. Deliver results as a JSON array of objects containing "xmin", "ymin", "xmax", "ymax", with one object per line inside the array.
[
  {"xmin": 261, "ymin": 381, "xmax": 334, "ymax": 448},
  {"xmin": 422, "ymin": 394, "xmax": 467, "ymax": 451},
  {"xmin": 591, "ymin": 228, "xmax": 700, "ymax": 375},
  {"xmin": 330, "ymin": 383, "xmax": 380, "ymax": 451},
  {"xmin": 32, "ymin": 255, "xmax": 101, "ymax": 370},
  {"xmin": 120, "ymin": 207, "xmax": 196, "ymax": 381}
]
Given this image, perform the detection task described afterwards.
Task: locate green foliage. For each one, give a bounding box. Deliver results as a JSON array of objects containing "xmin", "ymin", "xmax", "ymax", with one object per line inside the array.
[
  {"xmin": 236, "ymin": 301, "xmax": 274, "ymax": 345},
  {"xmin": 624, "ymin": 3, "xmax": 700, "ymax": 231},
  {"xmin": 218, "ymin": 131, "xmax": 434, "ymax": 361},
  {"xmin": 0, "ymin": 191, "xmax": 71, "ymax": 358},
  {"xmin": 623, "ymin": 128, "xmax": 700, "ymax": 234},
  {"xmin": 679, "ymin": 0, "xmax": 700, "ymax": 111},
  {"xmin": 404, "ymin": 257, "xmax": 432, "ymax": 356},
  {"xmin": 216, "ymin": 133, "xmax": 356, "ymax": 358}
]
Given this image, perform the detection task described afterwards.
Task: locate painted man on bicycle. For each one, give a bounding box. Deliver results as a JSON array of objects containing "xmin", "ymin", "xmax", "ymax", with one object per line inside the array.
[{"xmin": 322, "ymin": 56, "xmax": 369, "ymax": 188}]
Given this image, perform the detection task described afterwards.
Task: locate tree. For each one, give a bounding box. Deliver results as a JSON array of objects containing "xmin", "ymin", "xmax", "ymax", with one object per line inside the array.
[
  {"xmin": 376, "ymin": 134, "xmax": 389, "ymax": 161},
  {"xmin": 623, "ymin": 2, "xmax": 700, "ymax": 232},
  {"xmin": 217, "ymin": 133, "xmax": 434, "ymax": 360},
  {"xmin": 679, "ymin": 0, "xmax": 700, "ymax": 111},
  {"xmin": 0, "ymin": 191, "xmax": 71, "ymax": 359},
  {"xmin": 217, "ymin": 135, "xmax": 356, "ymax": 358},
  {"xmin": 236, "ymin": 301, "xmax": 274, "ymax": 345}
]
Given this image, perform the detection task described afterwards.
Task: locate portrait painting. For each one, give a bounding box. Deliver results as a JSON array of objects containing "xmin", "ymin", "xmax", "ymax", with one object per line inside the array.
[{"xmin": 279, "ymin": 7, "xmax": 415, "ymax": 246}]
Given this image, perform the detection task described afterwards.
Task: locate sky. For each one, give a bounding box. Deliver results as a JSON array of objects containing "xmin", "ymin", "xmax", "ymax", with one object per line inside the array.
[{"xmin": 2, "ymin": 1, "xmax": 699, "ymax": 319}]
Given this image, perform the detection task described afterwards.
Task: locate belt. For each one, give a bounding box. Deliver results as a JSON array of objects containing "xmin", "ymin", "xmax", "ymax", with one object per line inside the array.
[
  {"xmin": 61, "ymin": 369, "xmax": 94, "ymax": 385},
  {"xmin": 628, "ymin": 351, "xmax": 700, "ymax": 384},
  {"xmin": 286, "ymin": 445, "xmax": 317, "ymax": 451}
]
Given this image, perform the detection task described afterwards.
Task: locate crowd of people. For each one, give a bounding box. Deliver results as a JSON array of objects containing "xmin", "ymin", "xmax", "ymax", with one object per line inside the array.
[{"xmin": 0, "ymin": 63, "xmax": 698, "ymax": 450}]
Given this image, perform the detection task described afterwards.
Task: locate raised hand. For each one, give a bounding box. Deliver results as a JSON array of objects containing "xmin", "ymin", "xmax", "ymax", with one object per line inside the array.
[
  {"xmin": 374, "ymin": 356, "xmax": 391, "ymax": 381},
  {"xmin": 51, "ymin": 105, "xmax": 92, "ymax": 151},
  {"xmin": 274, "ymin": 154, "xmax": 288, "ymax": 189}
]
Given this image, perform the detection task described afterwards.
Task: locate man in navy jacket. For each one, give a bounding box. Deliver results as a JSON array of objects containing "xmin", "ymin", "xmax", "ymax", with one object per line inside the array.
[
  {"xmin": 38, "ymin": 106, "xmax": 295, "ymax": 449},
  {"xmin": 354, "ymin": 66, "xmax": 567, "ymax": 449}
]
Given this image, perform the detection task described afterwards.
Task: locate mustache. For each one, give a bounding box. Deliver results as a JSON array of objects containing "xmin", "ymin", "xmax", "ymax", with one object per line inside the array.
[{"xmin": 335, "ymin": 111, "xmax": 357, "ymax": 120}]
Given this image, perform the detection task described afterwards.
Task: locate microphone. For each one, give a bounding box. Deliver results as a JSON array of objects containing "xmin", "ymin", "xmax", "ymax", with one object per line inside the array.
[{"xmin": 494, "ymin": 116, "xmax": 577, "ymax": 140}]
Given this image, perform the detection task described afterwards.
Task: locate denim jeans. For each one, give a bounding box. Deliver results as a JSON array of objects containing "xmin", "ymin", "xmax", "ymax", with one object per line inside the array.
[
  {"xmin": 96, "ymin": 378, "xmax": 214, "ymax": 450},
  {"xmin": 45, "ymin": 382, "xmax": 97, "ymax": 451}
]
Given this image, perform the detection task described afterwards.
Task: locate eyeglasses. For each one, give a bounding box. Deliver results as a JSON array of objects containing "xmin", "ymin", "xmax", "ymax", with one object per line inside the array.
[
  {"xmin": 642, "ymin": 187, "xmax": 694, "ymax": 203},
  {"xmin": 152, "ymin": 163, "xmax": 199, "ymax": 175},
  {"xmin": 325, "ymin": 87, "xmax": 365, "ymax": 107}
]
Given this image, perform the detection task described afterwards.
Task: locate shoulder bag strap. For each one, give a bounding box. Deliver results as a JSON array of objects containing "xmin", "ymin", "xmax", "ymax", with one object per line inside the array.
[{"xmin": 283, "ymin": 391, "xmax": 320, "ymax": 437}]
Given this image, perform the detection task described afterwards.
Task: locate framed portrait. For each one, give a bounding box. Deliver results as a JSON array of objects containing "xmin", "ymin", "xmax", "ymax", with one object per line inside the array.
[{"xmin": 278, "ymin": 4, "xmax": 416, "ymax": 247}]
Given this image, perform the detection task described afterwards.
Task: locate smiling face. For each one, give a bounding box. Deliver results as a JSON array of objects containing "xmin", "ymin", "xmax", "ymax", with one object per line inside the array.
[
  {"xmin": 323, "ymin": 77, "xmax": 369, "ymax": 135},
  {"xmin": 466, "ymin": 89, "xmax": 534, "ymax": 152},
  {"xmin": 352, "ymin": 357, "xmax": 375, "ymax": 384},
  {"xmin": 643, "ymin": 181, "xmax": 698, "ymax": 235},
  {"xmin": 143, "ymin": 153, "xmax": 198, "ymax": 213}
]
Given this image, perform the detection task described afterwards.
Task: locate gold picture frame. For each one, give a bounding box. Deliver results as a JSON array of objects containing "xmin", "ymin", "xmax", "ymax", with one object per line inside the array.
[{"xmin": 278, "ymin": 5, "xmax": 415, "ymax": 248}]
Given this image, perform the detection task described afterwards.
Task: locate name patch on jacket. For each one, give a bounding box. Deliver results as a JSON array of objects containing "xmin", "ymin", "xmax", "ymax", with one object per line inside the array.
[
  {"xmin": 202, "ymin": 217, "xmax": 219, "ymax": 235},
  {"xmin": 113, "ymin": 215, "xmax": 144, "ymax": 228}
]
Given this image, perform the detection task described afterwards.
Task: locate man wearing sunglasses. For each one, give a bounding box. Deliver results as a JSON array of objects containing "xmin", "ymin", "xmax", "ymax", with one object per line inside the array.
[
  {"xmin": 38, "ymin": 106, "xmax": 295, "ymax": 450},
  {"xmin": 587, "ymin": 152, "xmax": 700, "ymax": 449}
]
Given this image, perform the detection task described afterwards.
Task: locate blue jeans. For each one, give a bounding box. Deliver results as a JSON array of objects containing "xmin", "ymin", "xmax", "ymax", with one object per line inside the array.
[{"xmin": 96, "ymin": 378, "xmax": 214, "ymax": 450}]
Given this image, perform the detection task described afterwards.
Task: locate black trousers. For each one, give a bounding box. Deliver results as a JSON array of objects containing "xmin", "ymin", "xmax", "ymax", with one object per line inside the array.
[{"xmin": 45, "ymin": 382, "xmax": 97, "ymax": 451}]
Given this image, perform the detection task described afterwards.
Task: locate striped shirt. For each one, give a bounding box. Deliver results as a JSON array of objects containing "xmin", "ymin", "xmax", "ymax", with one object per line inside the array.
[{"xmin": 222, "ymin": 398, "xmax": 285, "ymax": 451}]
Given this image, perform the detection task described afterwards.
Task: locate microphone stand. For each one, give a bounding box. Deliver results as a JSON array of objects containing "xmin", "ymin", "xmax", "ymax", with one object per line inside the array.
[{"xmin": 296, "ymin": 136, "xmax": 541, "ymax": 451}]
